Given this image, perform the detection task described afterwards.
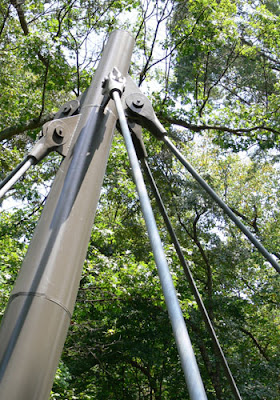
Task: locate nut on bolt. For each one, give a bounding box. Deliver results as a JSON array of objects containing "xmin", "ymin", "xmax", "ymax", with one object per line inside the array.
[
  {"xmin": 63, "ymin": 104, "xmax": 72, "ymax": 114},
  {"xmin": 132, "ymin": 98, "xmax": 144, "ymax": 108},
  {"xmin": 54, "ymin": 126, "xmax": 64, "ymax": 137}
]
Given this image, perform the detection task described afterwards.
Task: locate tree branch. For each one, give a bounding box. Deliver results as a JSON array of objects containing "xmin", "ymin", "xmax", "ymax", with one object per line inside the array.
[
  {"xmin": 10, "ymin": 0, "xmax": 49, "ymax": 67},
  {"xmin": 128, "ymin": 358, "xmax": 159, "ymax": 397},
  {"xmin": 241, "ymin": 37, "xmax": 280, "ymax": 72},
  {"xmin": 0, "ymin": 4, "xmax": 10, "ymax": 37},
  {"xmin": 0, "ymin": 113, "xmax": 55, "ymax": 142},
  {"xmin": 230, "ymin": 206, "xmax": 260, "ymax": 234},
  {"xmin": 38, "ymin": 60, "xmax": 50, "ymax": 120},
  {"xmin": 138, "ymin": 0, "xmax": 172, "ymax": 85},
  {"xmin": 10, "ymin": 0, "xmax": 29, "ymax": 35},
  {"xmin": 160, "ymin": 115, "xmax": 280, "ymax": 136},
  {"xmin": 139, "ymin": 5, "xmax": 207, "ymax": 84},
  {"xmin": 198, "ymin": 44, "xmax": 240, "ymax": 117},
  {"xmin": 240, "ymin": 327, "xmax": 270, "ymax": 361},
  {"xmin": 188, "ymin": 319, "xmax": 223, "ymax": 399}
]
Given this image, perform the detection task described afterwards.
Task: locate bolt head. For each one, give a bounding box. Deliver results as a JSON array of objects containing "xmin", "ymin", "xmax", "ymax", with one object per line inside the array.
[
  {"xmin": 64, "ymin": 104, "xmax": 72, "ymax": 113},
  {"xmin": 54, "ymin": 126, "xmax": 64, "ymax": 137},
  {"xmin": 132, "ymin": 98, "xmax": 144, "ymax": 108}
]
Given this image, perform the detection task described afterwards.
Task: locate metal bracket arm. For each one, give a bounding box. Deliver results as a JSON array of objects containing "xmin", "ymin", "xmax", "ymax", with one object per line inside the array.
[
  {"xmin": 123, "ymin": 76, "xmax": 167, "ymax": 140},
  {"xmin": 27, "ymin": 98, "xmax": 81, "ymax": 163},
  {"xmin": 29, "ymin": 114, "xmax": 81, "ymax": 162}
]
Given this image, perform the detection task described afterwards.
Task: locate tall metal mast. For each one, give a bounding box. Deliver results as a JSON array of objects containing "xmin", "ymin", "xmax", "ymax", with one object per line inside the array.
[{"xmin": 0, "ymin": 30, "xmax": 134, "ymax": 400}]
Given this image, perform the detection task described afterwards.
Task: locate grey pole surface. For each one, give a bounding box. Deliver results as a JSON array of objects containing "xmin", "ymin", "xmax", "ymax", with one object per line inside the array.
[
  {"xmin": 113, "ymin": 90, "xmax": 208, "ymax": 400},
  {"xmin": 0, "ymin": 30, "xmax": 134, "ymax": 400}
]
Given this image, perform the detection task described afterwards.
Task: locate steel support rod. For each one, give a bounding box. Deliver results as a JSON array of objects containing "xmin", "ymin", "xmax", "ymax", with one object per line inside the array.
[
  {"xmin": 0, "ymin": 157, "xmax": 35, "ymax": 199},
  {"xmin": 0, "ymin": 30, "xmax": 134, "ymax": 400},
  {"xmin": 142, "ymin": 158, "xmax": 242, "ymax": 400},
  {"xmin": 113, "ymin": 90, "xmax": 208, "ymax": 400},
  {"xmin": 163, "ymin": 136, "xmax": 280, "ymax": 275}
]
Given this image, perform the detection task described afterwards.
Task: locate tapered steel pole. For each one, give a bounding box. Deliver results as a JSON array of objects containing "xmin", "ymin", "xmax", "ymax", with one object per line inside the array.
[{"xmin": 0, "ymin": 30, "xmax": 134, "ymax": 400}]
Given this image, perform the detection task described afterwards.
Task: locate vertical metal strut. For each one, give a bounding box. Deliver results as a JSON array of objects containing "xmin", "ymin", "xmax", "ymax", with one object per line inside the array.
[
  {"xmin": 0, "ymin": 31, "xmax": 134, "ymax": 400},
  {"xmin": 113, "ymin": 90, "xmax": 208, "ymax": 400}
]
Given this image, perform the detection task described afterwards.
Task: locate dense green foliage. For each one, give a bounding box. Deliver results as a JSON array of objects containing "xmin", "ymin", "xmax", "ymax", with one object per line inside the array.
[{"xmin": 0, "ymin": 1, "xmax": 280, "ymax": 399}]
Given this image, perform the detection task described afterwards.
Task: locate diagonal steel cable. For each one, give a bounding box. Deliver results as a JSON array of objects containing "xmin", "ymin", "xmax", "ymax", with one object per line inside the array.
[
  {"xmin": 162, "ymin": 136, "xmax": 280, "ymax": 275},
  {"xmin": 112, "ymin": 89, "xmax": 208, "ymax": 400},
  {"xmin": 142, "ymin": 158, "xmax": 242, "ymax": 400}
]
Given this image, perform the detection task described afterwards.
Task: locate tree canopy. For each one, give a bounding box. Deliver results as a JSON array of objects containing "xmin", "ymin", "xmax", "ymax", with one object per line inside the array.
[{"xmin": 0, "ymin": 1, "xmax": 280, "ymax": 399}]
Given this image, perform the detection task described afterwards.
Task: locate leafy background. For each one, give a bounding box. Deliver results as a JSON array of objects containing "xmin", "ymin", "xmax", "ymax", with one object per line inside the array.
[{"xmin": 0, "ymin": 0, "xmax": 280, "ymax": 398}]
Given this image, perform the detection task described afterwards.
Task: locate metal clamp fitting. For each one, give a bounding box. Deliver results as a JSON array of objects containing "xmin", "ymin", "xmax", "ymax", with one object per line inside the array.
[
  {"xmin": 29, "ymin": 115, "xmax": 80, "ymax": 162},
  {"xmin": 102, "ymin": 67, "xmax": 126, "ymax": 99}
]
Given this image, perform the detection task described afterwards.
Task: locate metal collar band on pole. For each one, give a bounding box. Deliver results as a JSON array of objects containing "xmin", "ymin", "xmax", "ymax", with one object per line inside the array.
[{"xmin": 112, "ymin": 89, "xmax": 208, "ymax": 400}]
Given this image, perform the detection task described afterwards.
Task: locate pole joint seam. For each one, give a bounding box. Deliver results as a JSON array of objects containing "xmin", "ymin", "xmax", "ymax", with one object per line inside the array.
[{"xmin": 9, "ymin": 292, "xmax": 72, "ymax": 319}]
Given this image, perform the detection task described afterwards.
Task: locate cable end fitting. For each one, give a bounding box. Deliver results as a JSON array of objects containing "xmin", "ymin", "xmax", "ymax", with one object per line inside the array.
[
  {"xmin": 102, "ymin": 67, "xmax": 126, "ymax": 99},
  {"xmin": 125, "ymin": 93, "xmax": 167, "ymax": 140}
]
